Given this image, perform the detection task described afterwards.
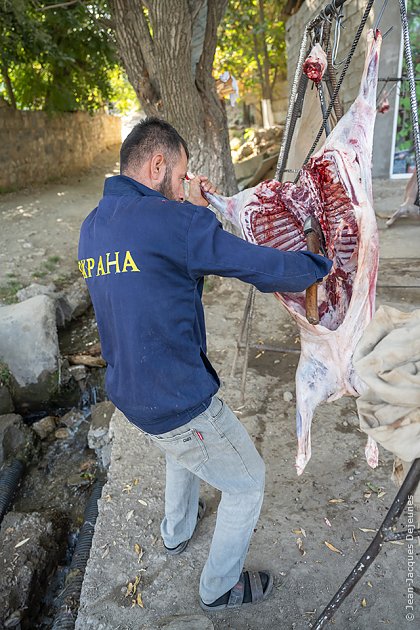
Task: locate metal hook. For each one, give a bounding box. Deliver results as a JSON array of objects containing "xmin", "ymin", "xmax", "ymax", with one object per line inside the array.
[
  {"xmin": 374, "ymin": 0, "xmax": 390, "ymax": 37},
  {"xmin": 332, "ymin": 3, "xmax": 345, "ymax": 66}
]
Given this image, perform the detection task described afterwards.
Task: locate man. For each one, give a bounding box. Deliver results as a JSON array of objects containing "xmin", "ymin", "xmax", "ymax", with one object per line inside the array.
[{"xmin": 78, "ymin": 117, "xmax": 332, "ymax": 611}]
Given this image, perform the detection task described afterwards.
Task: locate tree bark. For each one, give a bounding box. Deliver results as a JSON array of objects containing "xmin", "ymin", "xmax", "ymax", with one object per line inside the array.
[
  {"xmin": 258, "ymin": 0, "xmax": 272, "ymax": 101},
  {"xmin": 1, "ymin": 61, "xmax": 17, "ymax": 109},
  {"xmin": 109, "ymin": 0, "xmax": 238, "ymax": 195}
]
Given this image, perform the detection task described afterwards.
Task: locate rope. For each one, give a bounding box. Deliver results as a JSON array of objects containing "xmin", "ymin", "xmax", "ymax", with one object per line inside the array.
[{"xmin": 295, "ymin": 0, "xmax": 375, "ymax": 181}]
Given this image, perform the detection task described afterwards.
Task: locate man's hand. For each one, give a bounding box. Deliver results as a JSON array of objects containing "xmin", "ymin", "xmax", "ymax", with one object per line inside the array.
[{"xmin": 187, "ymin": 175, "xmax": 219, "ymax": 207}]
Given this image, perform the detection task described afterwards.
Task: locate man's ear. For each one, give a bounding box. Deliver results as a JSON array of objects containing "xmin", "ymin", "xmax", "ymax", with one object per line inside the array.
[{"xmin": 150, "ymin": 153, "xmax": 166, "ymax": 182}]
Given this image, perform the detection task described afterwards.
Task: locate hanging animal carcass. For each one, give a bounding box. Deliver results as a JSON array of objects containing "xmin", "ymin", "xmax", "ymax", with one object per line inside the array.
[{"xmin": 205, "ymin": 30, "xmax": 383, "ymax": 474}]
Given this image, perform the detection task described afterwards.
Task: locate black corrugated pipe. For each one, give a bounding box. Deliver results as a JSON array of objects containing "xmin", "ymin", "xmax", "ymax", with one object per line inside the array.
[
  {"xmin": 52, "ymin": 477, "xmax": 105, "ymax": 630},
  {"xmin": 0, "ymin": 459, "xmax": 25, "ymax": 524}
]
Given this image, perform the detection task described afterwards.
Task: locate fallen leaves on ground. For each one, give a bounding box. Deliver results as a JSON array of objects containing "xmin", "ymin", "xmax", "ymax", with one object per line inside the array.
[
  {"xmin": 101, "ymin": 543, "xmax": 109, "ymax": 559},
  {"xmin": 134, "ymin": 543, "xmax": 144, "ymax": 563},
  {"xmin": 365, "ymin": 483, "xmax": 386, "ymax": 500},
  {"xmin": 125, "ymin": 575, "xmax": 144, "ymax": 608},
  {"xmin": 292, "ymin": 527, "xmax": 306, "ymax": 537},
  {"xmin": 296, "ymin": 537, "xmax": 306, "ymax": 555},
  {"xmin": 15, "ymin": 538, "xmax": 30, "ymax": 548},
  {"xmin": 123, "ymin": 479, "xmax": 140, "ymax": 494},
  {"xmin": 324, "ymin": 541, "xmax": 344, "ymax": 556}
]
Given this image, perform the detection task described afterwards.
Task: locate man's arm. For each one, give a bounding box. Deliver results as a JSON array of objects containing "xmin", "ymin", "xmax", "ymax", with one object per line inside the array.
[{"xmin": 186, "ymin": 205, "xmax": 332, "ymax": 293}]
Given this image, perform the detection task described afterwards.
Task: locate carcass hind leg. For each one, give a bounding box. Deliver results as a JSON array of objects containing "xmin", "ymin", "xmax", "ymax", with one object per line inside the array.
[{"xmin": 295, "ymin": 357, "xmax": 333, "ymax": 475}]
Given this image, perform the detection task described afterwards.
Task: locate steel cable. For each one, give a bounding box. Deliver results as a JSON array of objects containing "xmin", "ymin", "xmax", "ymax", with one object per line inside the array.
[{"xmin": 296, "ymin": 0, "xmax": 376, "ymax": 181}]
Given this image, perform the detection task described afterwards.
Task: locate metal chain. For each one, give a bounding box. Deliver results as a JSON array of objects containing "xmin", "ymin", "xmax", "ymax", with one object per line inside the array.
[
  {"xmin": 322, "ymin": 17, "xmax": 344, "ymax": 120},
  {"xmin": 295, "ymin": 0, "xmax": 376, "ymax": 181},
  {"xmin": 398, "ymin": 0, "xmax": 420, "ymax": 194}
]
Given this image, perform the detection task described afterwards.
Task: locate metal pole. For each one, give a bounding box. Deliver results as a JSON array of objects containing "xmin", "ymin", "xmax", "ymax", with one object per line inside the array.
[
  {"xmin": 312, "ymin": 458, "xmax": 420, "ymax": 629},
  {"xmin": 230, "ymin": 286, "xmax": 254, "ymax": 379},
  {"xmin": 240, "ymin": 286, "xmax": 256, "ymax": 404},
  {"xmin": 397, "ymin": 0, "xmax": 420, "ymax": 197}
]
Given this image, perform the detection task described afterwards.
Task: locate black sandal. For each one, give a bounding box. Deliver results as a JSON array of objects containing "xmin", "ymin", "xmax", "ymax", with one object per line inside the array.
[{"xmin": 200, "ymin": 570, "xmax": 273, "ymax": 611}]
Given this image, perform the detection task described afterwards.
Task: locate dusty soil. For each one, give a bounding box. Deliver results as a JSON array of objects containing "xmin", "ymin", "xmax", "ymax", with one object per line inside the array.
[
  {"xmin": 0, "ymin": 146, "xmax": 121, "ymax": 300},
  {"xmin": 1, "ymin": 153, "xmax": 419, "ymax": 629},
  {"xmin": 76, "ymin": 279, "xmax": 420, "ymax": 630}
]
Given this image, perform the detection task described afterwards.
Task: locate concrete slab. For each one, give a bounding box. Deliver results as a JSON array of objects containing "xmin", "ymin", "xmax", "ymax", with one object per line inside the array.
[{"xmin": 76, "ymin": 176, "xmax": 420, "ymax": 630}]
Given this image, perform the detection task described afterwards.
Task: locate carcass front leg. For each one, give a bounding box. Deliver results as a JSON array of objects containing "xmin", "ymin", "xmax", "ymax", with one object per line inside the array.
[{"xmin": 295, "ymin": 406, "xmax": 313, "ymax": 476}]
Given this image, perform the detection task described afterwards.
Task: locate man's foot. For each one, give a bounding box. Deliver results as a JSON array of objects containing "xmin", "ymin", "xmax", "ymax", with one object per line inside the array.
[
  {"xmin": 164, "ymin": 497, "xmax": 206, "ymax": 555},
  {"xmin": 200, "ymin": 570, "xmax": 273, "ymax": 611}
]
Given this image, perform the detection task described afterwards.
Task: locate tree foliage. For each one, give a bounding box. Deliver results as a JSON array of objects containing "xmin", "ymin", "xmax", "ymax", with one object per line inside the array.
[
  {"xmin": 108, "ymin": 0, "xmax": 238, "ymax": 194},
  {"xmin": 0, "ymin": 0, "xmax": 120, "ymax": 111},
  {"xmin": 215, "ymin": 0, "xmax": 286, "ymax": 101}
]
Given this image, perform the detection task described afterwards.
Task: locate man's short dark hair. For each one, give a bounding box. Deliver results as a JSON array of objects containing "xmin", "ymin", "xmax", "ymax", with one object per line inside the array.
[{"xmin": 120, "ymin": 117, "xmax": 189, "ymax": 175}]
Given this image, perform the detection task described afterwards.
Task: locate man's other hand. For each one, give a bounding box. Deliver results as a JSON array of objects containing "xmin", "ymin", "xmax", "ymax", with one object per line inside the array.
[{"xmin": 187, "ymin": 175, "xmax": 219, "ymax": 207}]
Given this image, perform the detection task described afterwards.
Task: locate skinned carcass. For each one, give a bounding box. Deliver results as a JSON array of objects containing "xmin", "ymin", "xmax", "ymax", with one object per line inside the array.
[
  {"xmin": 205, "ymin": 30, "xmax": 382, "ymax": 475},
  {"xmin": 386, "ymin": 168, "xmax": 419, "ymax": 227}
]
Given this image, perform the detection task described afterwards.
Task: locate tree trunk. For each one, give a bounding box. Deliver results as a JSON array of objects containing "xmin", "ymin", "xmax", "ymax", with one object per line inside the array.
[
  {"xmin": 258, "ymin": 0, "xmax": 272, "ymax": 102},
  {"xmin": 252, "ymin": 1, "xmax": 274, "ymax": 129},
  {"xmin": 1, "ymin": 61, "xmax": 17, "ymax": 109},
  {"xmin": 109, "ymin": 0, "xmax": 238, "ymax": 196}
]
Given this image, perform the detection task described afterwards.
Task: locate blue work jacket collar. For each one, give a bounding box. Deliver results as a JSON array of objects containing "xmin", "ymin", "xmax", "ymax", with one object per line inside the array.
[{"xmin": 103, "ymin": 175, "xmax": 165, "ymax": 199}]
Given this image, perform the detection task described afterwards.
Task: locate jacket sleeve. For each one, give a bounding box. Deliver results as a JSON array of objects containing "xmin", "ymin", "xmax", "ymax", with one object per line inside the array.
[{"xmin": 186, "ymin": 206, "xmax": 332, "ymax": 293}]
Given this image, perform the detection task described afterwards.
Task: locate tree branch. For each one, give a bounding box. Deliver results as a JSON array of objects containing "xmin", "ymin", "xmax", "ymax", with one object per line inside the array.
[
  {"xmin": 1, "ymin": 61, "xmax": 17, "ymax": 109},
  {"xmin": 109, "ymin": 0, "xmax": 161, "ymax": 115},
  {"xmin": 258, "ymin": 0, "xmax": 272, "ymax": 100},
  {"xmin": 35, "ymin": 0, "xmax": 82, "ymax": 11},
  {"xmin": 196, "ymin": 0, "xmax": 228, "ymax": 81},
  {"xmin": 253, "ymin": 31, "xmax": 264, "ymax": 89},
  {"xmin": 188, "ymin": 0, "xmax": 206, "ymax": 22},
  {"xmin": 150, "ymin": 0, "xmax": 200, "ymax": 126},
  {"xmin": 270, "ymin": 65, "xmax": 278, "ymax": 92}
]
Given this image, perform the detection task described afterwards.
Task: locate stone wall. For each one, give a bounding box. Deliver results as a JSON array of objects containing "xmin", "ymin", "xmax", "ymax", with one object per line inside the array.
[
  {"xmin": 285, "ymin": 0, "xmax": 401, "ymax": 177},
  {"xmin": 0, "ymin": 103, "xmax": 121, "ymax": 191}
]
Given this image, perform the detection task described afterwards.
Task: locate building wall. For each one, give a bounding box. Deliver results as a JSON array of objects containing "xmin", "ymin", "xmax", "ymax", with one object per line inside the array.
[
  {"xmin": 0, "ymin": 104, "xmax": 121, "ymax": 191},
  {"xmin": 285, "ymin": 0, "xmax": 401, "ymax": 178},
  {"xmin": 243, "ymin": 78, "xmax": 289, "ymax": 127}
]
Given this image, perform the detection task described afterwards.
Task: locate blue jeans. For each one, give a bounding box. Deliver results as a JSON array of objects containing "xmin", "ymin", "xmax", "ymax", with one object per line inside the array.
[{"xmin": 148, "ymin": 395, "xmax": 265, "ymax": 604}]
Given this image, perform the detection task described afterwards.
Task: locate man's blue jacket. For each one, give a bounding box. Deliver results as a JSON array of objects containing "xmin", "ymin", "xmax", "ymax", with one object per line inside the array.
[{"xmin": 78, "ymin": 175, "xmax": 332, "ymax": 434}]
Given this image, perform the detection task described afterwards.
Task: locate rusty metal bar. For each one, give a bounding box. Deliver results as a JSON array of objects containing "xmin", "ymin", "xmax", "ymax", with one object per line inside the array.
[{"xmin": 312, "ymin": 458, "xmax": 420, "ymax": 629}]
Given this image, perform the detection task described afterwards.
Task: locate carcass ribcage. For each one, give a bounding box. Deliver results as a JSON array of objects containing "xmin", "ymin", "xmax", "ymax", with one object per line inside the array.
[{"xmin": 240, "ymin": 159, "xmax": 360, "ymax": 332}]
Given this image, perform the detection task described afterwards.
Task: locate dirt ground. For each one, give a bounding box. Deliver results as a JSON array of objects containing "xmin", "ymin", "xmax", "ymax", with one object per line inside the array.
[{"xmin": 1, "ymin": 153, "xmax": 419, "ymax": 629}]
